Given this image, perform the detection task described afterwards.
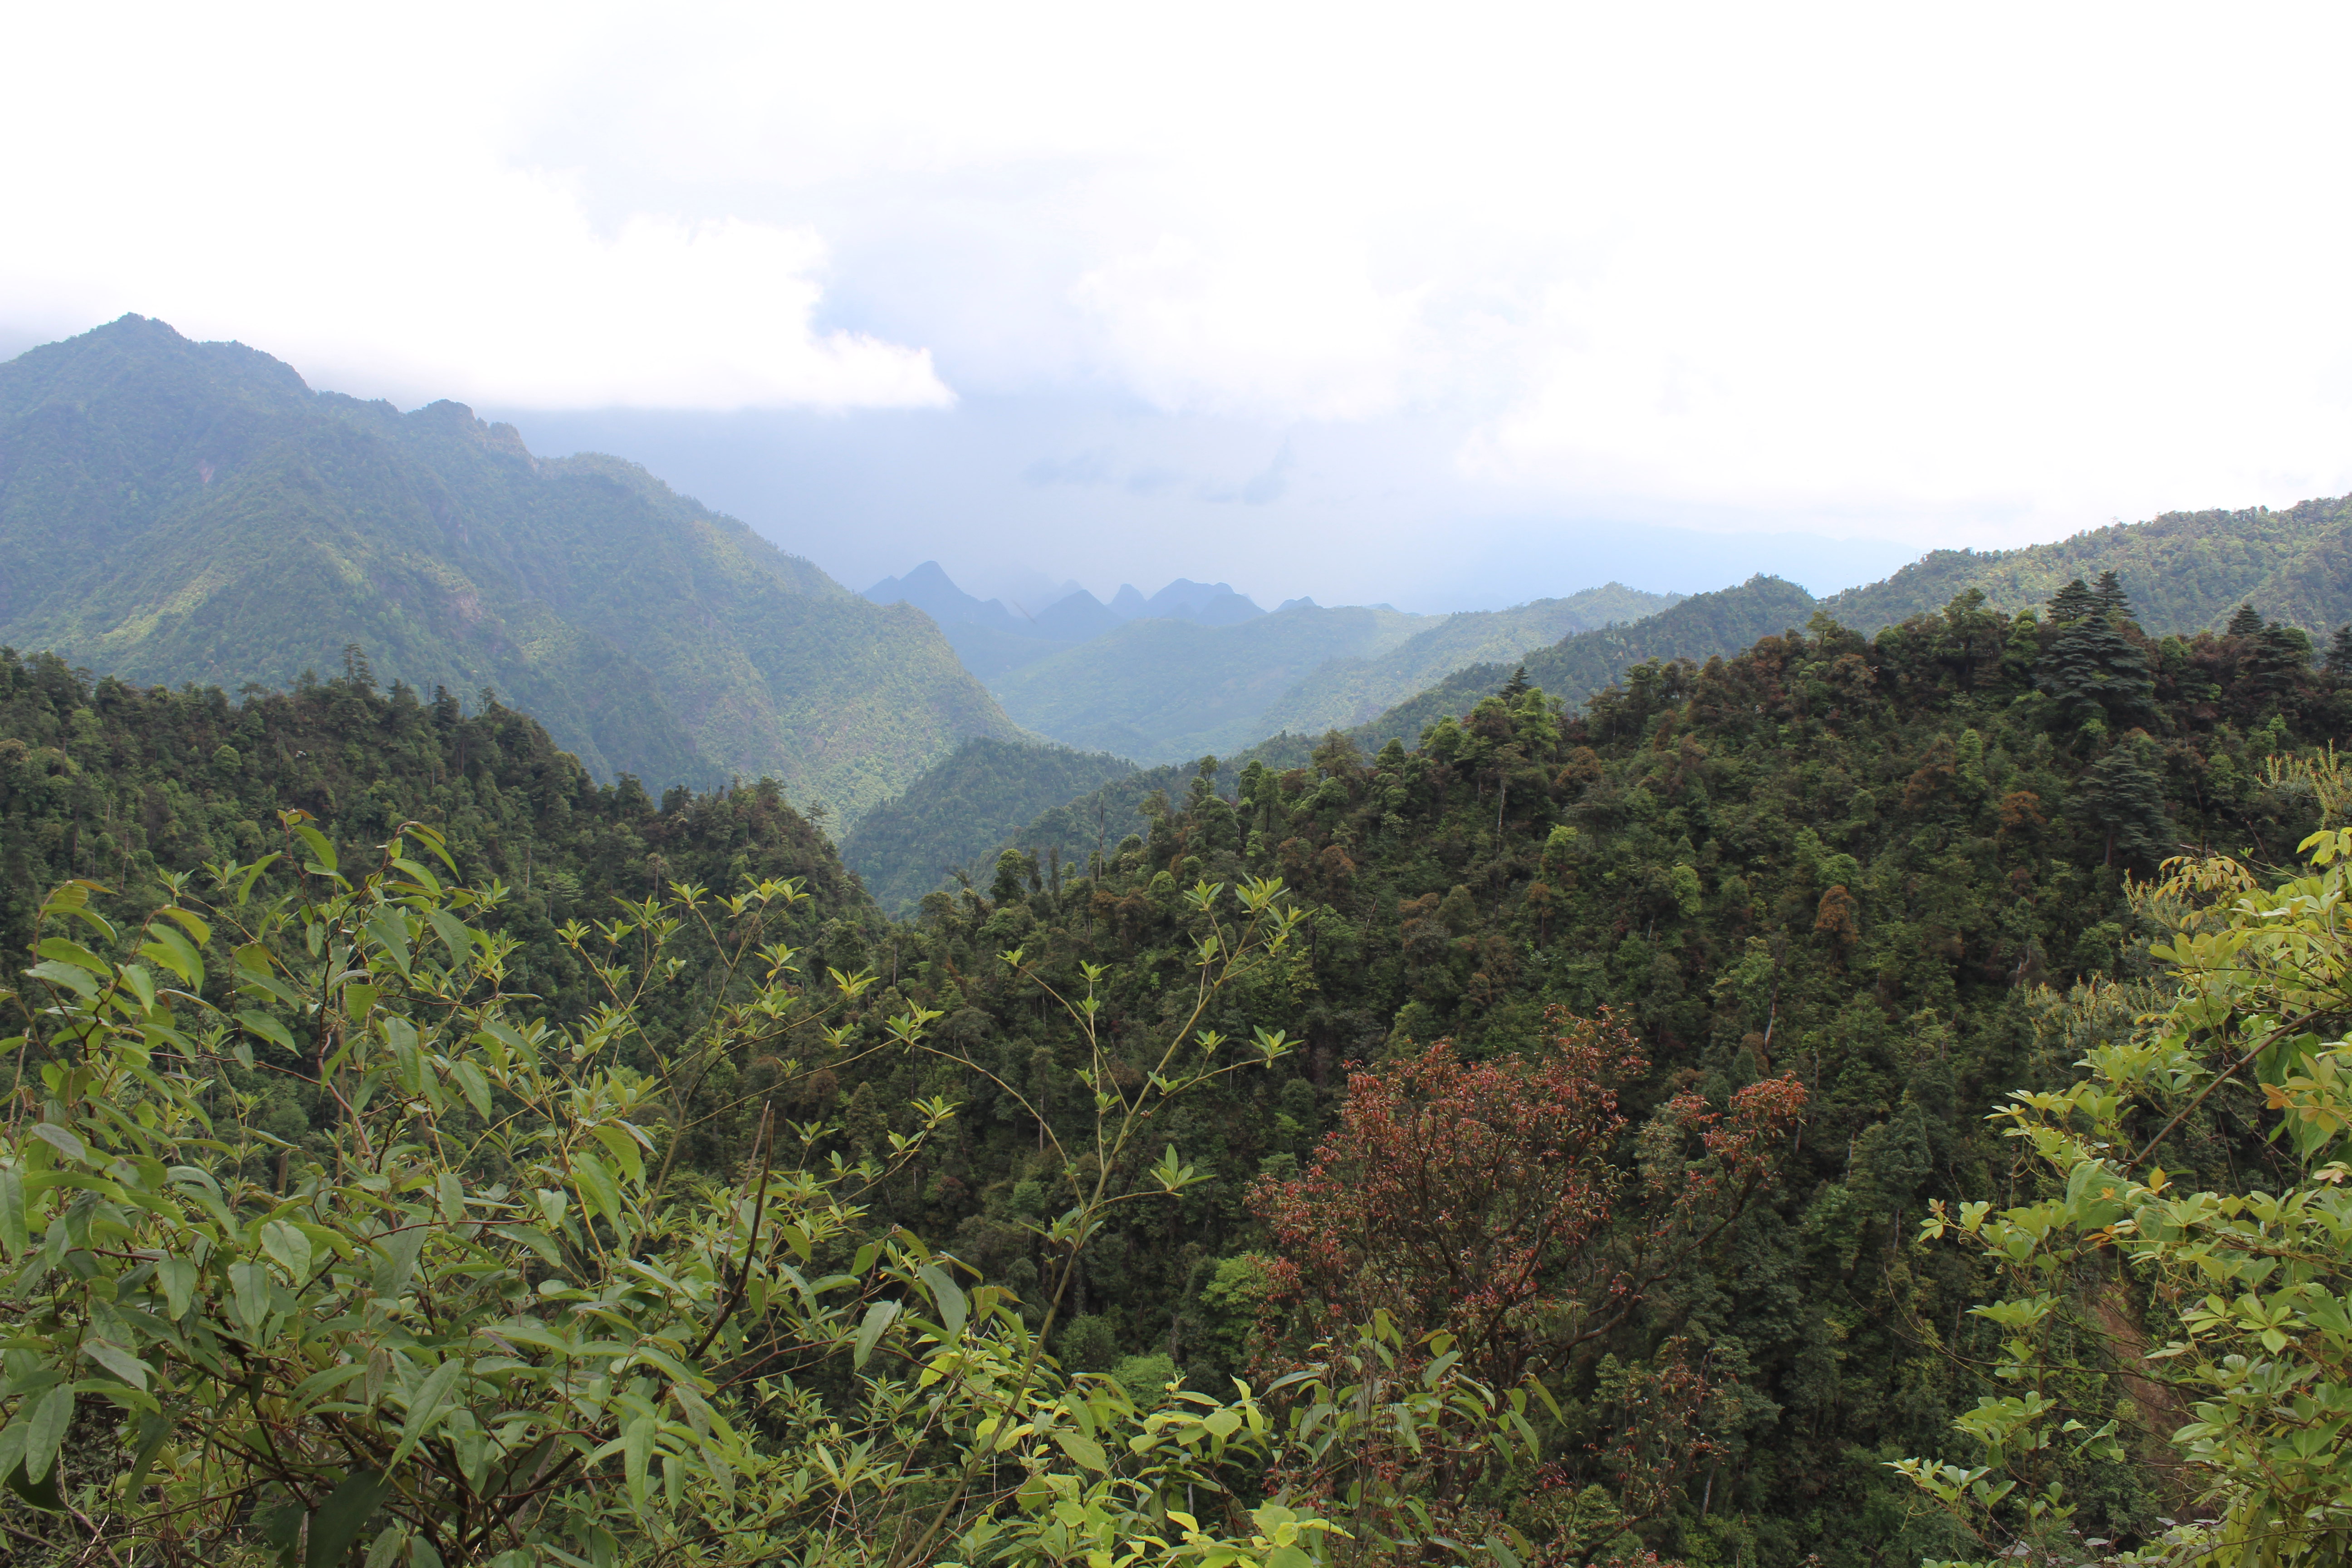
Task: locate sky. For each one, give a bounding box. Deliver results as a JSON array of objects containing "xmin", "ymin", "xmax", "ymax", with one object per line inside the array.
[{"xmin": 9, "ymin": 4, "xmax": 2352, "ymax": 611}]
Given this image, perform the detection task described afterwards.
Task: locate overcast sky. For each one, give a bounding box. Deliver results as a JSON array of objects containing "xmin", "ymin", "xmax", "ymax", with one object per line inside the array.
[{"xmin": 10, "ymin": 4, "xmax": 2352, "ymax": 610}]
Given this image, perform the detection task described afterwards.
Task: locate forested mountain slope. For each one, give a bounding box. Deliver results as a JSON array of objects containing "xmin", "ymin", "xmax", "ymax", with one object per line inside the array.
[
  {"xmin": 7, "ymin": 581, "xmax": 2343, "ymax": 1567},
  {"xmin": 1247, "ymin": 582, "xmax": 1676, "ymax": 738},
  {"xmin": 1358, "ymin": 574, "xmax": 1822, "ymax": 749},
  {"xmin": 0, "ymin": 649, "xmax": 874, "ymax": 1022},
  {"xmin": 986, "ymin": 601, "xmax": 1436, "ymax": 760},
  {"xmin": 767, "ymin": 586, "xmax": 2345, "ymax": 1568},
  {"xmin": 0, "ymin": 315, "xmax": 1023, "ymax": 816},
  {"xmin": 838, "ymin": 736, "xmax": 1139, "ymax": 911},
  {"xmin": 1818, "ymin": 493, "xmax": 2352, "ymax": 635}
]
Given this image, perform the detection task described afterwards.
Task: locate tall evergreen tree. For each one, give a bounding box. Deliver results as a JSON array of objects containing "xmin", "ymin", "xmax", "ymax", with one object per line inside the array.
[
  {"xmin": 2329, "ymin": 624, "xmax": 2352, "ymax": 677},
  {"xmin": 2089, "ymin": 568, "xmax": 2130, "ymax": 620},
  {"xmin": 2036, "ymin": 581, "xmax": 2156, "ymax": 729},
  {"xmin": 2226, "ymin": 601, "xmax": 2267, "ymax": 637},
  {"xmin": 2045, "ymin": 577, "xmax": 2100, "ymax": 623},
  {"xmin": 2075, "ymin": 732, "xmax": 2172, "ymax": 867}
]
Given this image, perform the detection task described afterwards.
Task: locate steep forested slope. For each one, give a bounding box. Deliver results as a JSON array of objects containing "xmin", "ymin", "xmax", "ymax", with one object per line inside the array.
[
  {"xmin": 987, "ymin": 602, "xmax": 1436, "ymax": 760},
  {"xmin": 755, "ymin": 585, "xmax": 2343, "ymax": 1568},
  {"xmin": 1819, "ymin": 494, "xmax": 2352, "ymax": 635},
  {"xmin": 1248, "ymin": 582, "xmax": 1677, "ymax": 738},
  {"xmin": 838, "ymin": 736, "xmax": 1139, "ymax": 911},
  {"xmin": 0, "ymin": 315, "xmax": 1024, "ymax": 816}
]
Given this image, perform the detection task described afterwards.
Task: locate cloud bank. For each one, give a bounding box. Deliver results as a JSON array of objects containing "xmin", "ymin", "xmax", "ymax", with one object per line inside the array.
[{"xmin": 11, "ymin": 1, "xmax": 2352, "ymax": 576}]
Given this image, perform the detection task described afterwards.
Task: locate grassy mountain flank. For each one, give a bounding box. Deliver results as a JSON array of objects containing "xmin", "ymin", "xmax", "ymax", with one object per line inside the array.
[
  {"xmin": 985, "ymin": 602, "xmax": 1436, "ymax": 760},
  {"xmin": 1818, "ymin": 494, "xmax": 2352, "ymax": 635},
  {"xmin": 837, "ymin": 736, "xmax": 1138, "ymax": 911},
  {"xmin": 0, "ymin": 315, "xmax": 1023, "ymax": 818},
  {"xmin": 1247, "ymin": 582, "xmax": 1677, "ymax": 738}
]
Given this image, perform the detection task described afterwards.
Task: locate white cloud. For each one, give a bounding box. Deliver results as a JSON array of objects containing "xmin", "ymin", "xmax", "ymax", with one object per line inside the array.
[
  {"xmin": 10, "ymin": 1, "xmax": 2352, "ymax": 544},
  {"xmin": 0, "ymin": 5, "xmax": 949, "ymax": 410}
]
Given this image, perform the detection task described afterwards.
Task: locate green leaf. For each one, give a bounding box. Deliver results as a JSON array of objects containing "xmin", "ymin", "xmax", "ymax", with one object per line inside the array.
[
  {"xmin": 588, "ymin": 1124, "xmax": 645, "ymax": 1186},
  {"xmin": 373, "ymin": 1226, "xmax": 427, "ymax": 1298},
  {"xmin": 306, "ymin": 1469, "xmax": 393, "ymax": 1568},
  {"xmin": 261, "ymin": 1219, "xmax": 314, "ymax": 1282},
  {"xmin": 229, "ymin": 1260, "xmax": 271, "ymax": 1333},
  {"xmin": 35, "ymin": 937, "xmax": 110, "ymax": 975},
  {"xmin": 83, "ymin": 1337, "xmax": 151, "ymax": 1390},
  {"xmin": 232, "ymin": 855, "xmax": 281, "ymax": 904},
  {"xmin": 622, "ymin": 1413, "xmax": 654, "ymax": 1505},
  {"xmin": 0, "ymin": 1169, "xmax": 25, "ymax": 1258},
  {"xmin": 239, "ymin": 1010, "xmax": 299, "ymax": 1055},
  {"xmin": 367, "ymin": 910, "xmax": 412, "ymax": 975},
  {"xmin": 122, "ymin": 1407, "xmax": 172, "ymax": 1499},
  {"xmin": 388, "ymin": 1359, "xmax": 464, "ymax": 1470},
  {"xmin": 436, "ymin": 1171, "xmax": 467, "ymax": 1226},
  {"xmin": 505, "ymin": 1226, "xmax": 564, "ymax": 1267},
  {"xmin": 3, "ymin": 1456, "xmax": 63, "ymax": 1513},
  {"xmin": 426, "ymin": 909, "xmax": 473, "ymax": 968},
  {"xmin": 139, "ymin": 924, "xmax": 204, "ymax": 989},
  {"xmin": 157, "ymin": 907, "xmax": 212, "ymax": 947},
  {"xmin": 31, "ymin": 1123, "xmax": 87, "ymax": 1163},
  {"xmin": 572, "ymin": 1152, "xmax": 622, "ymax": 1229},
  {"xmin": 920, "ymin": 1263, "xmax": 967, "ymax": 1340},
  {"xmin": 1054, "ymin": 1430, "xmax": 1108, "ymax": 1473},
  {"xmin": 20, "ymin": 1385, "xmax": 72, "ymax": 1484},
  {"xmin": 853, "ymin": 1301, "xmax": 899, "ymax": 1368},
  {"xmin": 451, "ymin": 1060, "xmax": 492, "ymax": 1120},
  {"xmin": 25, "ymin": 960, "xmax": 98, "ymax": 998},
  {"xmin": 294, "ymin": 823, "xmax": 339, "ymax": 873}
]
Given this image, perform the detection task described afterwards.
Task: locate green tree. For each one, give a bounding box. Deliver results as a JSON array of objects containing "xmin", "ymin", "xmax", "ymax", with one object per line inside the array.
[
  {"xmin": 1896, "ymin": 828, "xmax": 2352, "ymax": 1568},
  {"xmin": 0, "ymin": 824, "xmax": 1336, "ymax": 1567}
]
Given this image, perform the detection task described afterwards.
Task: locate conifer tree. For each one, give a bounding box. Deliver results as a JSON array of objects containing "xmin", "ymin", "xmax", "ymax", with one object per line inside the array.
[
  {"xmin": 2089, "ymin": 568, "xmax": 2129, "ymax": 620},
  {"xmin": 2225, "ymin": 601, "xmax": 2266, "ymax": 637},
  {"xmin": 2330, "ymin": 623, "xmax": 2352, "ymax": 677},
  {"xmin": 2035, "ymin": 580, "xmax": 2156, "ymax": 730},
  {"xmin": 2044, "ymin": 577, "xmax": 2100, "ymax": 623},
  {"xmin": 2074, "ymin": 731, "xmax": 2171, "ymax": 867}
]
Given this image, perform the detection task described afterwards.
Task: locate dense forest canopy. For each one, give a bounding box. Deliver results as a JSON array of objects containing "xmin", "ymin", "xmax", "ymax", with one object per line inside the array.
[{"xmin": 6, "ymin": 571, "xmax": 2348, "ymax": 1566}]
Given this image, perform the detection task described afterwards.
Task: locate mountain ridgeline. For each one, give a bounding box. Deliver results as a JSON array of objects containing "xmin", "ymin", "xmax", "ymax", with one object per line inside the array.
[{"xmin": 0, "ymin": 315, "xmax": 1025, "ymax": 818}]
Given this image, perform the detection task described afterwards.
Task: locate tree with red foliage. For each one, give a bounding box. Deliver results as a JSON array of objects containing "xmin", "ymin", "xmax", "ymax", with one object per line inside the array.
[{"xmin": 1250, "ymin": 1006, "xmax": 1807, "ymax": 1394}]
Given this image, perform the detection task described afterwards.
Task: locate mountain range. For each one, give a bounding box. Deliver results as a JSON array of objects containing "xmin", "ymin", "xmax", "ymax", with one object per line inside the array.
[
  {"xmin": 862, "ymin": 563, "xmax": 1268, "ymax": 678},
  {"xmin": 839, "ymin": 504, "xmax": 2352, "ymax": 909},
  {"xmin": 14, "ymin": 314, "xmax": 2352, "ymax": 888},
  {"xmin": 0, "ymin": 315, "xmax": 1023, "ymax": 818}
]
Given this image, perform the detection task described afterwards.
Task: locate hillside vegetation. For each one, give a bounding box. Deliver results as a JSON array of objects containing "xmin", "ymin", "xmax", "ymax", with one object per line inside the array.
[
  {"xmin": 1818, "ymin": 493, "xmax": 2352, "ymax": 634},
  {"xmin": 1358, "ymin": 575, "xmax": 1822, "ymax": 749},
  {"xmin": 1248, "ymin": 581, "xmax": 1676, "ymax": 737},
  {"xmin": 6, "ymin": 578, "xmax": 2347, "ymax": 1568},
  {"xmin": 837, "ymin": 735, "xmax": 1138, "ymax": 911},
  {"xmin": 0, "ymin": 315, "xmax": 1024, "ymax": 817}
]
